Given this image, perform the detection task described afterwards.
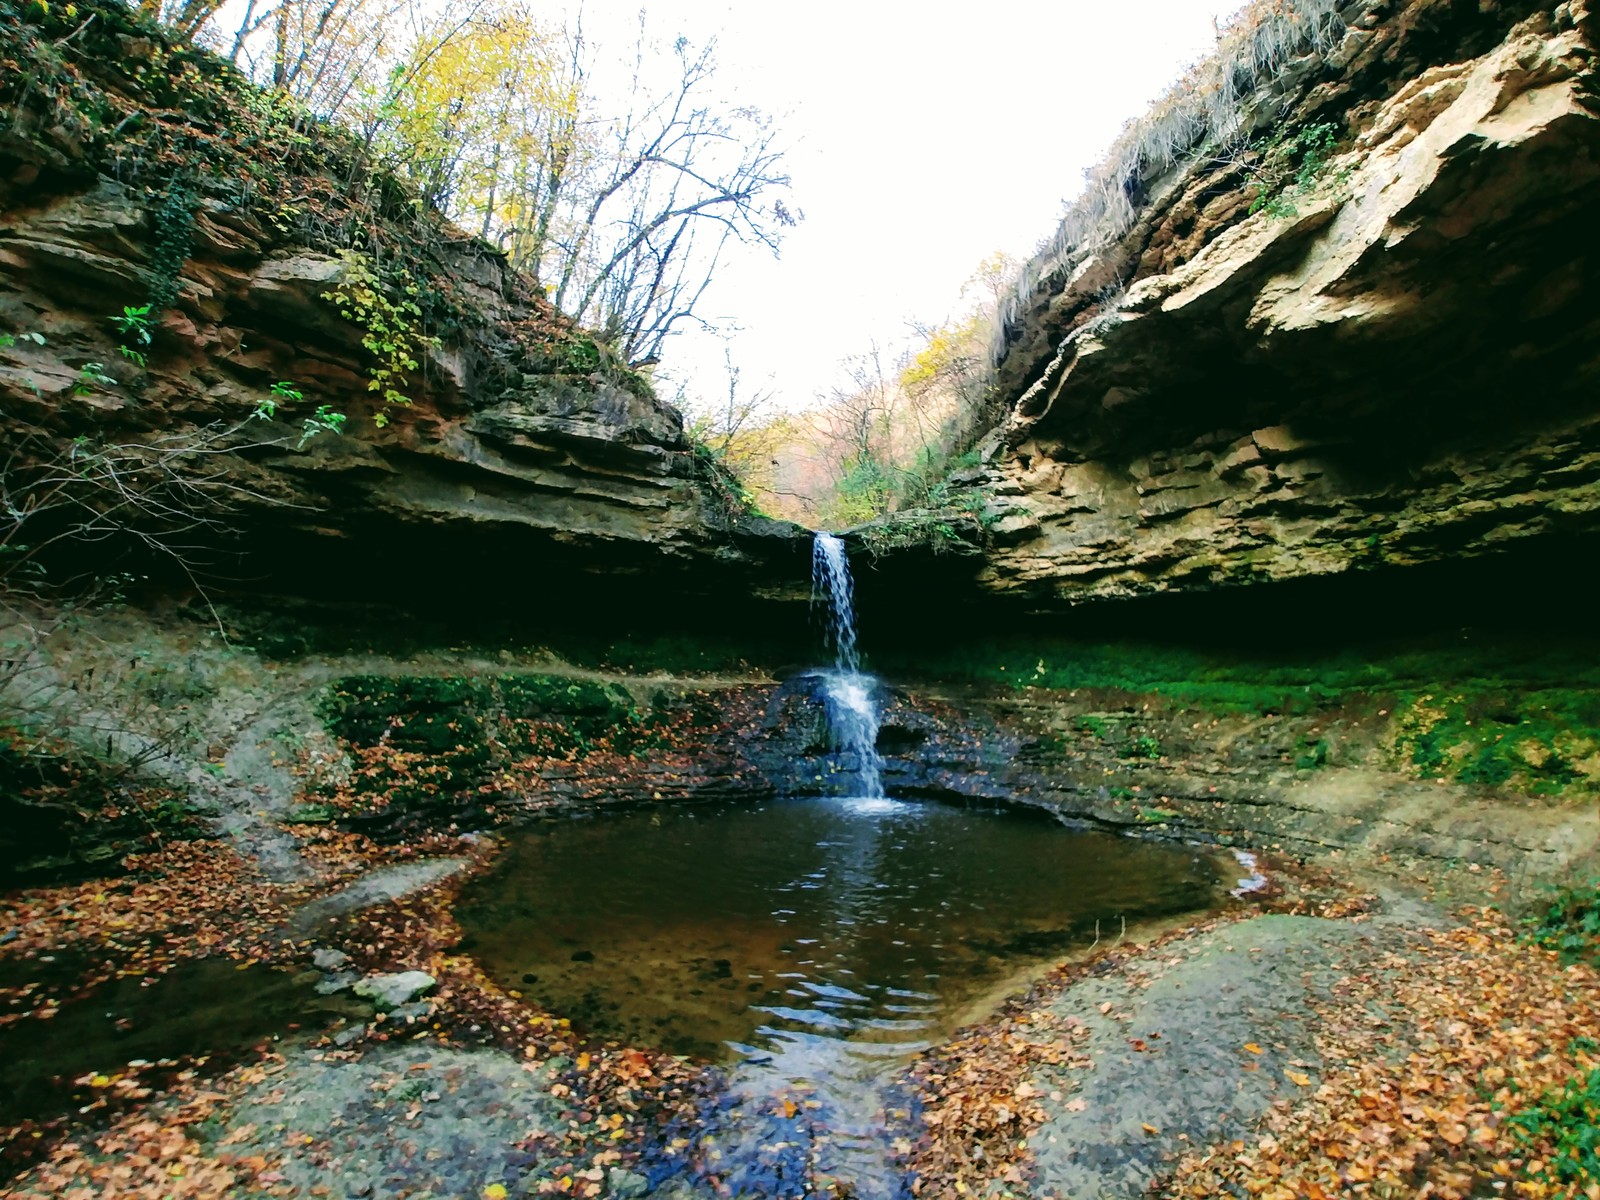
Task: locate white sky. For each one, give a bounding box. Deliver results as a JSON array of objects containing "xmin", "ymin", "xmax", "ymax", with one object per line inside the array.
[{"xmin": 596, "ymin": 0, "xmax": 1242, "ymax": 412}]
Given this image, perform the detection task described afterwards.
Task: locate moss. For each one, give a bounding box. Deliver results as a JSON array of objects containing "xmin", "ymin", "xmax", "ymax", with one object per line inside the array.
[
  {"xmin": 313, "ymin": 673, "xmax": 676, "ymax": 820},
  {"xmin": 1391, "ymin": 687, "xmax": 1600, "ymax": 794},
  {"xmin": 880, "ymin": 630, "xmax": 1600, "ymax": 797},
  {"xmin": 1295, "ymin": 736, "xmax": 1330, "ymax": 770},
  {"xmin": 1078, "ymin": 715, "xmax": 1111, "ymax": 740}
]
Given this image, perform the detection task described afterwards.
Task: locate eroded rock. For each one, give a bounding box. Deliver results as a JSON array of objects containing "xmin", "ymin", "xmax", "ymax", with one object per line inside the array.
[{"xmin": 979, "ymin": 0, "xmax": 1600, "ymax": 605}]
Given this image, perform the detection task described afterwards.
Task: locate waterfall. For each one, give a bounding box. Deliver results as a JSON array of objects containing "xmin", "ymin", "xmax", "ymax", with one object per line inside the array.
[{"xmin": 812, "ymin": 534, "xmax": 884, "ymax": 799}]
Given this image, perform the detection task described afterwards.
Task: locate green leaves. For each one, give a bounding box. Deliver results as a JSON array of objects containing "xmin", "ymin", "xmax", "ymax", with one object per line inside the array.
[
  {"xmin": 111, "ymin": 304, "xmax": 154, "ymax": 346},
  {"xmin": 1248, "ymin": 121, "xmax": 1345, "ymax": 219},
  {"xmin": 1525, "ymin": 880, "xmax": 1600, "ymax": 964},
  {"xmin": 297, "ymin": 405, "xmax": 348, "ymax": 450},
  {"xmin": 321, "ymin": 249, "xmax": 436, "ymax": 414},
  {"xmin": 1507, "ymin": 1067, "xmax": 1600, "ymax": 1186},
  {"xmin": 72, "ymin": 361, "xmax": 116, "ymax": 396}
]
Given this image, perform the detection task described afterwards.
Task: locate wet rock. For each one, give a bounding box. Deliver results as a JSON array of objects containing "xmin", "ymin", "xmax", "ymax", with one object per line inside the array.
[
  {"xmin": 312, "ymin": 948, "xmax": 350, "ymax": 971},
  {"xmin": 315, "ymin": 971, "xmax": 358, "ymax": 996},
  {"xmin": 333, "ymin": 1024, "xmax": 367, "ymax": 1047},
  {"xmin": 387, "ymin": 1000, "xmax": 436, "ymax": 1023},
  {"xmin": 607, "ymin": 1168, "xmax": 650, "ymax": 1198},
  {"xmin": 288, "ymin": 859, "xmax": 472, "ymax": 935},
  {"xmin": 353, "ymin": 971, "xmax": 436, "ymax": 1009}
]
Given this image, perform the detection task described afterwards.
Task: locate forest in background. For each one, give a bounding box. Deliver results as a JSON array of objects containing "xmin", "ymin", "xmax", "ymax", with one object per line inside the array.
[{"xmin": 674, "ymin": 251, "xmax": 1015, "ymax": 531}]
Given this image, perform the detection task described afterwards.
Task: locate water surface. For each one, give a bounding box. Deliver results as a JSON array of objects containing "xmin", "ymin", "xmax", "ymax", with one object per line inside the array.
[{"xmin": 458, "ymin": 797, "xmax": 1228, "ymax": 1194}]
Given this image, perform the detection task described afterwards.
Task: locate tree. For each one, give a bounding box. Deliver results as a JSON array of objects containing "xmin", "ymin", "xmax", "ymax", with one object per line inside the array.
[
  {"xmin": 143, "ymin": 0, "xmax": 795, "ymax": 371},
  {"xmin": 675, "ymin": 344, "xmax": 782, "ymax": 496},
  {"xmin": 367, "ymin": 0, "xmax": 577, "ymax": 222},
  {"xmin": 538, "ymin": 27, "xmax": 795, "ymax": 364}
]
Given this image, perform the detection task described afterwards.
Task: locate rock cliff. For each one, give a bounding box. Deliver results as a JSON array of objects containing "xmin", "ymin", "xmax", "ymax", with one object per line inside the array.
[
  {"xmin": 0, "ymin": 1, "xmax": 804, "ymax": 610},
  {"xmin": 977, "ymin": 0, "xmax": 1600, "ymax": 605}
]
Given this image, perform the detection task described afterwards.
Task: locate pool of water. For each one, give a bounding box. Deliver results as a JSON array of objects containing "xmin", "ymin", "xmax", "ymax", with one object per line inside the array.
[
  {"xmin": 0, "ymin": 956, "xmax": 367, "ymax": 1179},
  {"xmin": 456, "ymin": 796, "xmax": 1231, "ymax": 1195}
]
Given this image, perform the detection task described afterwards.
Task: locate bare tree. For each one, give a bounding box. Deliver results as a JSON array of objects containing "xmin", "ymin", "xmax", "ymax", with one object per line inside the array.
[
  {"xmin": 149, "ymin": 0, "xmax": 796, "ymax": 370},
  {"xmin": 679, "ymin": 345, "xmax": 777, "ymax": 456},
  {"xmin": 1, "ymin": 421, "xmax": 293, "ymax": 603},
  {"xmin": 543, "ymin": 29, "xmax": 795, "ymax": 364}
]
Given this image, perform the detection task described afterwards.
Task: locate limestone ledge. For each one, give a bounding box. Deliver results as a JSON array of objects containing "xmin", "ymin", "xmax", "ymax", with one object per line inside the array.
[
  {"xmin": 980, "ymin": 0, "xmax": 1600, "ymax": 604},
  {"xmin": 0, "ymin": 174, "xmax": 805, "ymax": 591}
]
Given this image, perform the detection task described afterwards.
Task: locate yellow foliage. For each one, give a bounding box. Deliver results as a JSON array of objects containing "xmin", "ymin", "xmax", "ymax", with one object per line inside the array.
[{"xmin": 375, "ymin": 1, "xmax": 580, "ymax": 241}]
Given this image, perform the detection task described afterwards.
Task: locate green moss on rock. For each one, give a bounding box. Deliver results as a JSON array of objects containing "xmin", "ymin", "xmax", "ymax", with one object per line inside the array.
[{"xmin": 312, "ymin": 673, "xmax": 672, "ymax": 822}]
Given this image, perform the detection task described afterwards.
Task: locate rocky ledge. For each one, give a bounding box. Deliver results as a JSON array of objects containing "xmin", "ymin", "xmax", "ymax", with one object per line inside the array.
[
  {"xmin": 976, "ymin": 0, "xmax": 1600, "ymax": 605},
  {"xmin": 0, "ymin": 2, "xmax": 807, "ymax": 606}
]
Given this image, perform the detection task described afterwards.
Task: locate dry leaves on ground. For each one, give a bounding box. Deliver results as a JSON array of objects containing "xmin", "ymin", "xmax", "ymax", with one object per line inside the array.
[{"xmin": 1162, "ymin": 908, "xmax": 1600, "ymax": 1200}]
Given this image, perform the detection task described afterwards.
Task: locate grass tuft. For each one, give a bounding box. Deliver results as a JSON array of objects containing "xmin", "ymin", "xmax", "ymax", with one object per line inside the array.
[{"xmin": 988, "ymin": 0, "xmax": 1346, "ymax": 368}]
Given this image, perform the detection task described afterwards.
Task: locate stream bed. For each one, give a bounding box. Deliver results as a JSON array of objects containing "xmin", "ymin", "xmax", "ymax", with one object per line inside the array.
[{"xmin": 457, "ymin": 795, "xmax": 1232, "ymax": 1196}]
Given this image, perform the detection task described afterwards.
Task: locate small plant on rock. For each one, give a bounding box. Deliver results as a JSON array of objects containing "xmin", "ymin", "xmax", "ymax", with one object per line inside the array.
[
  {"xmin": 299, "ymin": 405, "xmax": 347, "ymax": 449},
  {"xmin": 1246, "ymin": 121, "xmax": 1344, "ymax": 219},
  {"xmin": 1128, "ymin": 734, "xmax": 1163, "ymax": 760},
  {"xmin": 321, "ymin": 249, "xmax": 438, "ymax": 422}
]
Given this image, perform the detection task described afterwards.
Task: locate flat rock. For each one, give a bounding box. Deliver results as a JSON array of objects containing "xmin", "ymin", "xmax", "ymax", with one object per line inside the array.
[
  {"xmin": 1028, "ymin": 914, "xmax": 1387, "ymax": 1197},
  {"xmin": 287, "ymin": 858, "xmax": 471, "ymax": 936},
  {"xmin": 353, "ymin": 970, "xmax": 436, "ymax": 1009}
]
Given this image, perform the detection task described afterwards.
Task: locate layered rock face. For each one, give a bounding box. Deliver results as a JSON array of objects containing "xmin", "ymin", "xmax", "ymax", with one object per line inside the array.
[
  {"xmin": 0, "ymin": 5, "xmax": 803, "ymax": 607},
  {"xmin": 979, "ymin": 0, "xmax": 1600, "ymax": 605}
]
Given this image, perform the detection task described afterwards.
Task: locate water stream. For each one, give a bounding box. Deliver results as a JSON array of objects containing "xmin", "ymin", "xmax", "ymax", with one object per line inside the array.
[
  {"xmin": 812, "ymin": 533, "xmax": 883, "ymax": 800},
  {"xmin": 459, "ymin": 798, "xmax": 1225, "ymax": 1195}
]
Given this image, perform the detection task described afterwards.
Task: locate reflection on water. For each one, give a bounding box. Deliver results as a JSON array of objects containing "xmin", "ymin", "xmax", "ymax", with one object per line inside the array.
[{"xmin": 457, "ymin": 796, "xmax": 1228, "ymax": 1197}]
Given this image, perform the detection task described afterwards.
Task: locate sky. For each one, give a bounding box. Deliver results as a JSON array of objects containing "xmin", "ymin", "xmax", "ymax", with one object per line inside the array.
[{"xmin": 585, "ymin": 0, "xmax": 1244, "ymax": 412}]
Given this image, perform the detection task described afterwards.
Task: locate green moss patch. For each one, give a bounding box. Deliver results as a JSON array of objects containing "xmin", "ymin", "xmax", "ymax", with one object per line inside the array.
[
  {"xmin": 311, "ymin": 673, "xmax": 677, "ymax": 821},
  {"xmin": 1393, "ymin": 688, "xmax": 1600, "ymax": 795},
  {"xmin": 881, "ymin": 632, "xmax": 1600, "ymax": 798}
]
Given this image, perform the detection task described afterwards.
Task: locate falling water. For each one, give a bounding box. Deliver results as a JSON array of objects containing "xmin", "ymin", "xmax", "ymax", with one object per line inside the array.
[{"xmin": 812, "ymin": 534, "xmax": 884, "ymax": 799}]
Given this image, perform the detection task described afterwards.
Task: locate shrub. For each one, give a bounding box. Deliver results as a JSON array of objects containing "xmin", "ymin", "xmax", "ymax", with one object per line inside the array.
[
  {"xmin": 1526, "ymin": 881, "xmax": 1600, "ymax": 965},
  {"xmin": 1508, "ymin": 1066, "xmax": 1600, "ymax": 1188}
]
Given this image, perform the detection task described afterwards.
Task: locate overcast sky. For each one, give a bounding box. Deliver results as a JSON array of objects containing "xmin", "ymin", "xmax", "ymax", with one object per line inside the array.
[{"xmin": 578, "ymin": 1, "xmax": 1241, "ymax": 411}]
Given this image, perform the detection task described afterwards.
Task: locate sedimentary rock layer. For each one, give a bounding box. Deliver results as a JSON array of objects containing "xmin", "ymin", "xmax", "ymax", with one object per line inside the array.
[
  {"xmin": 0, "ymin": 5, "xmax": 803, "ymax": 604},
  {"xmin": 979, "ymin": 0, "xmax": 1600, "ymax": 604}
]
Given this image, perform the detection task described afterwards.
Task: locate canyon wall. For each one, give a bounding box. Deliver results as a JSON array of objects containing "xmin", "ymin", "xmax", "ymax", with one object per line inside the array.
[
  {"xmin": 975, "ymin": 0, "xmax": 1600, "ymax": 606},
  {"xmin": 0, "ymin": 2, "xmax": 804, "ymax": 608}
]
